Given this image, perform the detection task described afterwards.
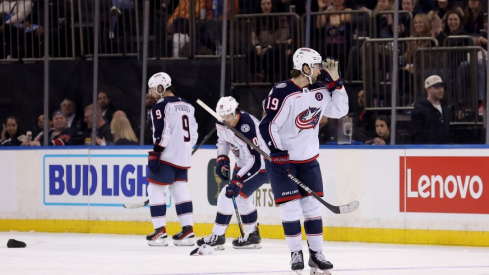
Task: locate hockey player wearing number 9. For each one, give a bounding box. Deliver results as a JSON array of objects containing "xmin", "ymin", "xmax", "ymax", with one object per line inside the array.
[
  {"xmin": 259, "ymin": 48, "xmax": 349, "ymax": 274},
  {"xmin": 145, "ymin": 72, "xmax": 199, "ymax": 247},
  {"xmin": 196, "ymin": 96, "xmax": 269, "ymax": 249}
]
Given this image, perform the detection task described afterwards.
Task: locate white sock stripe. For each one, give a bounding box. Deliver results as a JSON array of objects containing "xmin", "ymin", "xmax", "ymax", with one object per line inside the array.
[
  {"xmin": 149, "ymin": 203, "xmax": 166, "ymax": 206},
  {"xmin": 177, "ymin": 212, "xmax": 193, "ymax": 217},
  {"xmin": 151, "ymin": 215, "xmax": 166, "ymax": 219},
  {"xmin": 285, "ymin": 233, "xmax": 302, "ymax": 238},
  {"xmin": 304, "ymin": 216, "xmax": 322, "ymax": 221},
  {"xmin": 305, "ymin": 233, "xmax": 323, "ymax": 236},
  {"xmin": 216, "ymin": 211, "xmax": 233, "ymax": 216}
]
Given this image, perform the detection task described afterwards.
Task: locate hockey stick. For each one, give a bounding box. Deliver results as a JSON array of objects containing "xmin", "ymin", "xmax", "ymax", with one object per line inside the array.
[
  {"xmin": 196, "ymin": 99, "xmax": 359, "ymax": 214},
  {"xmin": 123, "ymin": 126, "xmax": 217, "ymax": 209},
  {"xmin": 231, "ymin": 194, "xmax": 245, "ymax": 237}
]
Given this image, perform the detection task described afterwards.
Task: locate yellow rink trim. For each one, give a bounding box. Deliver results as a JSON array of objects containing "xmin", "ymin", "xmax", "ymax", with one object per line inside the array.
[{"xmin": 1, "ymin": 219, "xmax": 488, "ymax": 247}]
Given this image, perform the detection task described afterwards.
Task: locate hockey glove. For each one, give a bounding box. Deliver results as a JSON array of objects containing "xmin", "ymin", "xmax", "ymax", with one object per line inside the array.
[
  {"xmin": 216, "ymin": 155, "xmax": 230, "ymax": 181},
  {"xmin": 320, "ymin": 57, "xmax": 345, "ymax": 92},
  {"xmin": 225, "ymin": 176, "xmax": 244, "ymax": 199},
  {"xmin": 269, "ymin": 150, "xmax": 290, "ymax": 176},
  {"xmin": 148, "ymin": 151, "xmax": 161, "ymax": 173}
]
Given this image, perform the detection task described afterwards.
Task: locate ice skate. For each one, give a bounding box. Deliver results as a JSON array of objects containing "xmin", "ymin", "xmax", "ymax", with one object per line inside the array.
[
  {"xmin": 290, "ymin": 250, "xmax": 304, "ymax": 274},
  {"xmin": 146, "ymin": 226, "xmax": 168, "ymax": 246},
  {"xmin": 308, "ymin": 249, "xmax": 333, "ymax": 275},
  {"xmin": 172, "ymin": 225, "xmax": 195, "ymax": 246},
  {"xmin": 196, "ymin": 233, "xmax": 226, "ymax": 250},
  {"xmin": 232, "ymin": 225, "xmax": 261, "ymax": 249}
]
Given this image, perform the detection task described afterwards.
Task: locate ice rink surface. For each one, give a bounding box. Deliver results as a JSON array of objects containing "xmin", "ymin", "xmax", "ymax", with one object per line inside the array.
[{"xmin": 1, "ymin": 231, "xmax": 489, "ymax": 275}]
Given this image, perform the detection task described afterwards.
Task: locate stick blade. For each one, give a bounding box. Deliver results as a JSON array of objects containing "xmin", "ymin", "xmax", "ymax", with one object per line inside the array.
[
  {"xmin": 339, "ymin": 201, "xmax": 359, "ymax": 214},
  {"xmin": 123, "ymin": 200, "xmax": 149, "ymax": 209}
]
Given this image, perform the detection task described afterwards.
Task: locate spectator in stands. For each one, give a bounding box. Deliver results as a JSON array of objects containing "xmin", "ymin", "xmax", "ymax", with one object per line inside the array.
[
  {"xmin": 458, "ymin": 13, "xmax": 487, "ymax": 117},
  {"xmin": 380, "ymin": 0, "xmax": 413, "ymax": 38},
  {"xmin": 463, "ymin": 0, "xmax": 485, "ymax": 35},
  {"xmin": 398, "ymin": 13, "xmax": 446, "ymax": 101},
  {"xmin": 103, "ymin": 115, "xmax": 138, "ymax": 145},
  {"xmin": 83, "ymin": 103, "xmax": 113, "ymax": 145},
  {"xmin": 316, "ymin": 0, "xmax": 352, "ymax": 76},
  {"xmin": 274, "ymin": 0, "xmax": 320, "ymax": 15},
  {"xmin": 33, "ymin": 114, "xmax": 53, "ymax": 141},
  {"xmin": 97, "ymin": 91, "xmax": 115, "ymax": 124},
  {"xmin": 248, "ymin": 0, "xmax": 291, "ymax": 82},
  {"xmin": 355, "ymin": 0, "xmax": 377, "ymax": 11},
  {"xmin": 411, "ymin": 75, "xmax": 450, "ymax": 144},
  {"xmin": 29, "ymin": 110, "xmax": 77, "ymax": 146},
  {"xmin": 167, "ymin": 0, "xmax": 206, "ymax": 57},
  {"xmin": 366, "ymin": 114, "xmax": 390, "ymax": 145},
  {"xmin": 350, "ymin": 89, "xmax": 371, "ymax": 143},
  {"xmin": 60, "ymin": 98, "xmax": 85, "ymax": 134},
  {"xmin": 442, "ymin": 9, "xmax": 467, "ymax": 37},
  {"xmin": 1, "ymin": 116, "xmax": 24, "ymax": 146},
  {"xmin": 108, "ymin": 0, "xmax": 135, "ymax": 39},
  {"xmin": 143, "ymin": 92, "xmax": 156, "ymax": 145},
  {"xmin": 427, "ymin": 0, "xmax": 463, "ymax": 23},
  {"xmin": 412, "ymin": 0, "xmax": 435, "ymax": 16},
  {"xmin": 0, "ymin": 0, "xmax": 44, "ymax": 58},
  {"xmin": 198, "ymin": 0, "xmax": 239, "ymax": 55},
  {"xmin": 112, "ymin": 110, "xmax": 127, "ymax": 119},
  {"xmin": 360, "ymin": 0, "xmax": 393, "ymax": 37}
]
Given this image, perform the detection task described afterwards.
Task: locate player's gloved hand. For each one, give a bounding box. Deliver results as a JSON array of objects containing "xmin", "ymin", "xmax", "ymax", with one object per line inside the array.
[
  {"xmin": 225, "ymin": 176, "xmax": 243, "ymax": 199},
  {"xmin": 269, "ymin": 150, "xmax": 290, "ymax": 176},
  {"xmin": 216, "ymin": 155, "xmax": 230, "ymax": 181},
  {"xmin": 320, "ymin": 57, "xmax": 345, "ymax": 92},
  {"xmin": 148, "ymin": 151, "xmax": 161, "ymax": 173}
]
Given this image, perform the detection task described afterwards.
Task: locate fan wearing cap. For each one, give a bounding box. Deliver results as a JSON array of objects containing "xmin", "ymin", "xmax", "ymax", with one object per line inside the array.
[
  {"xmin": 411, "ymin": 75, "xmax": 450, "ymax": 144},
  {"xmin": 28, "ymin": 110, "xmax": 77, "ymax": 146},
  {"xmin": 145, "ymin": 72, "xmax": 199, "ymax": 247}
]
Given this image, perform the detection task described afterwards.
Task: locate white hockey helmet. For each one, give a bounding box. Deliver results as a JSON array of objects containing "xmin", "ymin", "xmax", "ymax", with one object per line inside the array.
[
  {"xmin": 148, "ymin": 72, "xmax": 172, "ymax": 96},
  {"xmin": 216, "ymin": 96, "xmax": 239, "ymax": 118},
  {"xmin": 292, "ymin": 48, "xmax": 322, "ymax": 84}
]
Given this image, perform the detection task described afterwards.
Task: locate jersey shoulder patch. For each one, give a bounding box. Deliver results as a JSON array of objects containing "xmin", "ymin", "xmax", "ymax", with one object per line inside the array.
[{"xmin": 275, "ymin": 82, "xmax": 287, "ymax": 89}]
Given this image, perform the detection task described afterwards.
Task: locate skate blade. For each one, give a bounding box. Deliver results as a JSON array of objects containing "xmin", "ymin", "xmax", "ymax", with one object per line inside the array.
[
  {"xmin": 292, "ymin": 270, "xmax": 303, "ymax": 275},
  {"xmin": 310, "ymin": 267, "xmax": 332, "ymax": 275},
  {"xmin": 147, "ymin": 239, "xmax": 168, "ymax": 246},
  {"xmin": 213, "ymin": 245, "xmax": 225, "ymax": 250},
  {"xmin": 232, "ymin": 243, "xmax": 262, "ymax": 249},
  {"xmin": 173, "ymin": 239, "xmax": 195, "ymax": 246}
]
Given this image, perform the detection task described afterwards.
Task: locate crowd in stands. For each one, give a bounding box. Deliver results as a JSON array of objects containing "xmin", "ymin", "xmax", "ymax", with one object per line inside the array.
[{"xmin": 0, "ymin": 0, "xmax": 488, "ymax": 145}]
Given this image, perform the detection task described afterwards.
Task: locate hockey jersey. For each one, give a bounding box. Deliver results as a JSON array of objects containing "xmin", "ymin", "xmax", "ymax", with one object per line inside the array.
[
  {"xmin": 152, "ymin": 96, "xmax": 198, "ymax": 168},
  {"xmin": 216, "ymin": 111, "xmax": 265, "ymax": 183},
  {"xmin": 259, "ymin": 79, "xmax": 348, "ymax": 161}
]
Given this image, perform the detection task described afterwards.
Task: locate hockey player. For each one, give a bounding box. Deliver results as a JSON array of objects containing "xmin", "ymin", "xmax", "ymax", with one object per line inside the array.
[
  {"xmin": 145, "ymin": 72, "xmax": 199, "ymax": 247},
  {"xmin": 196, "ymin": 96, "xmax": 268, "ymax": 250},
  {"xmin": 259, "ymin": 48, "xmax": 349, "ymax": 274}
]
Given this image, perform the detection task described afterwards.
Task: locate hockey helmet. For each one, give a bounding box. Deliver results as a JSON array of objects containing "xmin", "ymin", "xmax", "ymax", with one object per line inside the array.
[
  {"xmin": 148, "ymin": 72, "xmax": 172, "ymax": 96},
  {"xmin": 292, "ymin": 48, "xmax": 322, "ymax": 84},
  {"xmin": 216, "ymin": 96, "xmax": 239, "ymax": 118}
]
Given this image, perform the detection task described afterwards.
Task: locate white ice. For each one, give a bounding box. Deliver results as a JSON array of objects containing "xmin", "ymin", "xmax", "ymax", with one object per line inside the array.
[{"xmin": 1, "ymin": 231, "xmax": 489, "ymax": 275}]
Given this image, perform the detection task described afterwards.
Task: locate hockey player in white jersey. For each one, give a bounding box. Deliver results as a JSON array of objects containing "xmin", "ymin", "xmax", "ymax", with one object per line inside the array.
[
  {"xmin": 259, "ymin": 48, "xmax": 349, "ymax": 274},
  {"xmin": 145, "ymin": 72, "xmax": 199, "ymax": 247},
  {"xmin": 196, "ymin": 96, "xmax": 268, "ymax": 249}
]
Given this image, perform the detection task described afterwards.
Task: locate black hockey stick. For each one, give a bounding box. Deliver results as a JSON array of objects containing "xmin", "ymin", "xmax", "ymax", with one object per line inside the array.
[
  {"xmin": 231, "ymin": 194, "xmax": 245, "ymax": 237},
  {"xmin": 196, "ymin": 99, "xmax": 359, "ymax": 214},
  {"xmin": 123, "ymin": 126, "xmax": 217, "ymax": 209}
]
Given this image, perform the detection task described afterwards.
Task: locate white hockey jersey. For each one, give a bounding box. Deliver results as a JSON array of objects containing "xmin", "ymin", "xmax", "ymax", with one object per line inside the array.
[
  {"xmin": 216, "ymin": 111, "xmax": 265, "ymax": 183},
  {"xmin": 151, "ymin": 96, "xmax": 198, "ymax": 168},
  {"xmin": 259, "ymin": 80, "xmax": 348, "ymax": 162}
]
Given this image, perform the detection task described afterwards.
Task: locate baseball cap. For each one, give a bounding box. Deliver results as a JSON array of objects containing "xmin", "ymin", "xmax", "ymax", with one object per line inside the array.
[
  {"xmin": 425, "ymin": 75, "xmax": 444, "ymax": 88},
  {"xmin": 52, "ymin": 110, "xmax": 67, "ymax": 119}
]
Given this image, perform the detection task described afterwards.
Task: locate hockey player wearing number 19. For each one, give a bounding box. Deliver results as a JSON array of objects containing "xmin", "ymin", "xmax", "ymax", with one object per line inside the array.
[
  {"xmin": 145, "ymin": 72, "xmax": 199, "ymax": 247},
  {"xmin": 259, "ymin": 48, "xmax": 349, "ymax": 275},
  {"xmin": 196, "ymin": 96, "xmax": 269, "ymax": 250}
]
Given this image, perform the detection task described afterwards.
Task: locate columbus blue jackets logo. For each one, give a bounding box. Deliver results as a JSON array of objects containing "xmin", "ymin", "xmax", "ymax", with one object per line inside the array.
[{"xmin": 295, "ymin": 107, "xmax": 322, "ymax": 131}]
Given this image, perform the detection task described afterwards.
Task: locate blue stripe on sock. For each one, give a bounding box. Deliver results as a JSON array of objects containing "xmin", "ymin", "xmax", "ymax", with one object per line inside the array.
[
  {"xmin": 150, "ymin": 204, "xmax": 166, "ymax": 218},
  {"xmin": 215, "ymin": 212, "xmax": 232, "ymax": 226},
  {"xmin": 282, "ymin": 220, "xmax": 301, "ymax": 236},
  {"xmin": 304, "ymin": 218, "xmax": 323, "ymax": 235},
  {"xmin": 175, "ymin": 201, "xmax": 193, "ymax": 216},
  {"xmin": 241, "ymin": 209, "xmax": 257, "ymax": 225}
]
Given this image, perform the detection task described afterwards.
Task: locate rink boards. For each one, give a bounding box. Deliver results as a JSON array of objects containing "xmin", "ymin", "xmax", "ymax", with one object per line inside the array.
[{"xmin": 1, "ymin": 145, "xmax": 489, "ymax": 246}]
